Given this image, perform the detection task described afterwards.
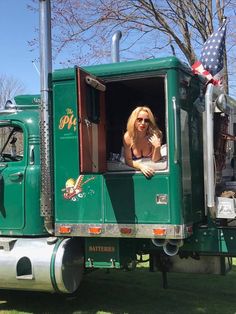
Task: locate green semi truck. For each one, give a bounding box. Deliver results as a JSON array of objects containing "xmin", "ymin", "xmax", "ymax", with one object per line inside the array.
[{"xmin": 0, "ymin": 0, "xmax": 236, "ymax": 293}]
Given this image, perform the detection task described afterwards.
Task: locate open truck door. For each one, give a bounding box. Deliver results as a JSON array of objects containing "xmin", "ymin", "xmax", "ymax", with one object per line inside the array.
[{"xmin": 77, "ymin": 68, "xmax": 106, "ymax": 173}]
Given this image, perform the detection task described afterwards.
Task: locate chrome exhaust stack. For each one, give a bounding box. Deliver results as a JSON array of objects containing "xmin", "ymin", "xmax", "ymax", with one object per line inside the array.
[
  {"xmin": 151, "ymin": 238, "xmax": 167, "ymax": 247},
  {"xmin": 163, "ymin": 242, "xmax": 179, "ymax": 256},
  {"xmin": 151, "ymin": 238, "xmax": 183, "ymax": 256},
  {"xmin": 39, "ymin": 0, "xmax": 54, "ymax": 233},
  {"xmin": 111, "ymin": 30, "xmax": 122, "ymax": 63},
  {"xmin": 168, "ymin": 239, "xmax": 184, "ymax": 247},
  {"xmin": 163, "ymin": 239, "xmax": 183, "ymax": 256}
]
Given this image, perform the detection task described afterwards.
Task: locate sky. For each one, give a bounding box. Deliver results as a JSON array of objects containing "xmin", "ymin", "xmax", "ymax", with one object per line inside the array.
[
  {"xmin": 0, "ymin": 1, "xmax": 234, "ymax": 98},
  {"xmin": 0, "ymin": 1, "xmax": 41, "ymax": 95}
]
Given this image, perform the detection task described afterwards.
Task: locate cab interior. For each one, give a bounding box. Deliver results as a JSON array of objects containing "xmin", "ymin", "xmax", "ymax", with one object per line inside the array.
[{"xmin": 105, "ymin": 75, "xmax": 167, "ymax": 172}]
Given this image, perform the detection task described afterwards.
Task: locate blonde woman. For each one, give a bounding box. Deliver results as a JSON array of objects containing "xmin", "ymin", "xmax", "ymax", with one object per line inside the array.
[{"xmin": 123, "ymin": 106, "xmax": 162, "ymax": 177}]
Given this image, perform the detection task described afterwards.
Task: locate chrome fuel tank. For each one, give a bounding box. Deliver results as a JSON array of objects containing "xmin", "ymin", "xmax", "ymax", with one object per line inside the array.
[{"xmin": 0, "ymin": 237, "xmax": 84, "ymax": 293}]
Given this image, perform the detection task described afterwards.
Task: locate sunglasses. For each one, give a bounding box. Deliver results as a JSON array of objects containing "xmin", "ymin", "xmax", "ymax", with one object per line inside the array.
[{"xmin": 136, "ymin": 117, "xmax": 150, "ymax": 124}]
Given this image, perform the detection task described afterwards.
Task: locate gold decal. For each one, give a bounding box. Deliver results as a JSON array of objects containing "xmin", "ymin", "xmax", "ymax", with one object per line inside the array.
[{"xmin": 59, "ymin": 108, "xmax": 77, "ymax": 131}]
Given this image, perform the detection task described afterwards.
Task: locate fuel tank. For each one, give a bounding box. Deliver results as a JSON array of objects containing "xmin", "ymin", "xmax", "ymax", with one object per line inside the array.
[{"xmin": 0, "ymin": 237, "xmax": 84, "ymax": 293}]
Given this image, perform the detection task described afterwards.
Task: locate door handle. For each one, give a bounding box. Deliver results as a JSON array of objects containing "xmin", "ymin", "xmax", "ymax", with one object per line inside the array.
[
  {"xmin": 9, "ymin": 172, "xmax": 23, "ymax": 179},
  {"xmin": 0, "ymin": 164, "xmax": 8, "ymax": 169}
]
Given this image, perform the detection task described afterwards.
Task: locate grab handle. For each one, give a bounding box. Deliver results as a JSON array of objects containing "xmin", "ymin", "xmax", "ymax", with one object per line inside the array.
[{"xmin": 172, "ymin": 96, "xmax": 179, "ymax": 164}]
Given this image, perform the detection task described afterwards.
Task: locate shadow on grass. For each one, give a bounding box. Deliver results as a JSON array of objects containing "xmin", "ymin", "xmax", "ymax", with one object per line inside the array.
[{"xmin": 0, "ymin": 267, "xmax": 236, "ymax": 314}]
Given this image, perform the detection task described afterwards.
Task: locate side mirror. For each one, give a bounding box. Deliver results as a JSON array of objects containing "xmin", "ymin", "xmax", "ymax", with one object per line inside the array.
[{"xmin": 216, "ymin": 94, "xmax": 227, "ymax": 112}]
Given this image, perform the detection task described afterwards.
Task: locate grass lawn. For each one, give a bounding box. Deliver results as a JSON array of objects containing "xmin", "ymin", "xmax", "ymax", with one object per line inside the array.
[{"xmin": 0, "ymin": 259, "xmax": 236, "ymax": 314}]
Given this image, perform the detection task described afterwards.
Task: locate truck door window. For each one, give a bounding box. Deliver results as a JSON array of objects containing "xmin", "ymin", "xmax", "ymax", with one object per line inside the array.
[
  {"xmin": 0, "ymin": 126, "xmax": 23, "ymax": 162},
  {"xmin": 105, "ymin": 76, "xmax": 168, "ymax": 173}
]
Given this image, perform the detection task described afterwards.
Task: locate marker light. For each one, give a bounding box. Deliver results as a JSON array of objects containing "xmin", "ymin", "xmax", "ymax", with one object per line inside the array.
[
  {"xmin": 88, "ymin": 227, "xmax": 102, "ymax": 235},
  {"xmin": 153, "ymin": 228, "xmax": 166, "ymax": 236},
  {"xmin": 186, "ymin": 225, "xmax": 193, "ymax": 234},
  {"xmin": 59, "ymin": 226, "xmax": 71, "ymax": 234},
  {"xmin": 120, "ymin": 227, "xmax": 132, "ymax": 235}
]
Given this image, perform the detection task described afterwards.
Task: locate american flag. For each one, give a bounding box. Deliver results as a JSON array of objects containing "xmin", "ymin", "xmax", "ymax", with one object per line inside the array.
[{"xmin": 192, "ymin": 20, "xmax": 227, "ymax": 85}]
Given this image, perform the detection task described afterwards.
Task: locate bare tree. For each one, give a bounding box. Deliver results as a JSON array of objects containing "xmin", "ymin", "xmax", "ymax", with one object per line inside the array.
[
  {"xmin": 29, "ymin": 0, "xmax": 236, "ymax": 92},
  {"xmin": 0, "ymin": 75, "xmax": 25, "ymax": 109}
]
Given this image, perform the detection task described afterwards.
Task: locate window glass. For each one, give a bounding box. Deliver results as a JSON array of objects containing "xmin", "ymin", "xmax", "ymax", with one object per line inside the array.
[{"xmin": 0, "ymin": 126, "xmax": 24, "ymax": 161}]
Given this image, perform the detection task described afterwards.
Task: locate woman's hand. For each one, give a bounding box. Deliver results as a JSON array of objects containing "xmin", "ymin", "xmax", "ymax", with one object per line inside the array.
[
  {"xmin": 149, "ymin": 134, "xmax": 161, "ymax": 149},
  {"xmin": 139, "ymin": 164, "xmax": 155, "ymax": 178}
]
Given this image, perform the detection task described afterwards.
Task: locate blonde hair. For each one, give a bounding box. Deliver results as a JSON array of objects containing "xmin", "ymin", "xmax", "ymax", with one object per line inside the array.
[{"xmin": 126, "ymin": 106, "xmax": 162, "ymax": 144}]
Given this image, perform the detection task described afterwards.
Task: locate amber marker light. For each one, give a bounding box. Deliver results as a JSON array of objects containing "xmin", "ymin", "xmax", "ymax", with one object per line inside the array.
[
  {"xmin": 59, "ymin": 226, "xmax": 71, "ymax": 234},
  {"xmin": 153, "ymin": 228, "xmax": 166, "ymax": 236},
  {"xmin": 88, "ymin": 227, "xmax": 102, "ymax": 235},
  {"xmin": 120, "ymin": 227, "xmax": 132, "ymax": 235}
]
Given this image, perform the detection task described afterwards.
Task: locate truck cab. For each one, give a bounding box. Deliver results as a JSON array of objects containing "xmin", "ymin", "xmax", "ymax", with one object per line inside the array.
[
  {"xmin": 53, "ymin": 57, "xmax": 204, "ymax": 251},
  {"xmin": 0, "ymin": 96, "xmax": 44, "ymax": 235}
]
